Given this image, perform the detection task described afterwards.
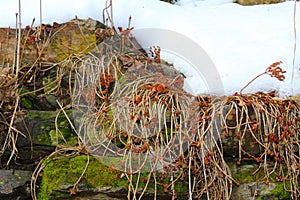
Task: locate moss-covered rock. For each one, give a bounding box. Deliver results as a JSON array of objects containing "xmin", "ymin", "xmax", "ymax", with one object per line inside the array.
[
  {"xmin": 16, "ymin": 110, "xmax": 77, "ymax": 147},
  {"xmin": 38, "ymin": 155, "xmax": 189, "ymax": 200},
  {"xmin": 47, "ymin": 19, "xmax": 99, "ymax": 61},
  {"xmin": 38, "ymin": 156, "xmax": 293, "ymax": 200},
  {"xmin": 38, "ymin": 155, "xmax": 125, "ymax": 199},
  {"xmin": 229, "ymin": 161, "xmax": 291, "ymax": 199},
  {"xmin": 18, "ymin": 88, "xmax": 50, "ymax": 110}
]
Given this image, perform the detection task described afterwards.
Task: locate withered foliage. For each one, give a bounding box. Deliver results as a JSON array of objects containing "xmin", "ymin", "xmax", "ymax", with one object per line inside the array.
[{"xmin": 72, "ymin": 25, "xmax": 300, "ymax": 200}]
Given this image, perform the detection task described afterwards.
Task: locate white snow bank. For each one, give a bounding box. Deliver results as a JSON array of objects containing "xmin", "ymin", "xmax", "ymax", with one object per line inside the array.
[{"xmin": 0, "ymin": 0, "xmax": 299, "ymax": 96}]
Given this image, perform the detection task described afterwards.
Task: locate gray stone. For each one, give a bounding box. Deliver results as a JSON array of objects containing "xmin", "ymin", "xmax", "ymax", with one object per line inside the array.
[{"xmin": 0, "ymin": 170, "xmax": 31, "ymax": 195}]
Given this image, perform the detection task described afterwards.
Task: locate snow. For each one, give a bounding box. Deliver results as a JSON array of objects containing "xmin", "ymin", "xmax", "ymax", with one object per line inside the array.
[{"xmin": 0, "ymin": 0, "xmax": 299, "ymax": 96}]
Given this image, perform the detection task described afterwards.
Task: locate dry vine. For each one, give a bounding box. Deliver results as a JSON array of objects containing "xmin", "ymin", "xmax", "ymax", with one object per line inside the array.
[{"xmin": 71, "ymin": 29, "xmax": 300, "ymax": 199}]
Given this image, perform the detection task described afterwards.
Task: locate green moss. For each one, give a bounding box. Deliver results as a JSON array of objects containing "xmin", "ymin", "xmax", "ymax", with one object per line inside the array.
[
  {"xmin": 38, "ymin": 155, "xmax": 189, "ymax": 199},
  {"xmin": 230, "ymin": 162, "xmax": 291, "ymax": 199},
  {"xmin": 18, "ymin": 88, "xmax": 41, "ymax": 109},
  {"xmin": 232, "ymin": 167, "xmax": 258, "ymax": 183},
  {"xmin": 42, "ymin": 71, "xmax": 58, "ymax": 95},
  {"xmin": 267, "ymin": 183, "xmax": 291, "ymax": 199},
  {"xmin": 26, "ymin": 110, "xmax": 77, "ymax": 146},
  {"xmin": 255, "ymin": 182, "xmax": 291, "ymax": 199},
  {"xmin": 38, "ymin": 155, "xmax": 127, "ymax": 199},
  {"xmin": 27, "ymin": 109, "xmax": 61, "ymax": 120},
  {"xmin": 50, "ymin": 28, "xmax": 96, "ymax": 61}
]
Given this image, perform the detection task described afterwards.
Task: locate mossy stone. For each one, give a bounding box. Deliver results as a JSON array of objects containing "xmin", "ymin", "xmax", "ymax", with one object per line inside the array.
[{"xmin": 38, "ymin": 155, "xmax": 189, "ymax": 199}]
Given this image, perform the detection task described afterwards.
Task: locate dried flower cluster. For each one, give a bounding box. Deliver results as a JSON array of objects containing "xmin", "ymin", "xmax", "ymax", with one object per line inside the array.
[
  {"xmin": 240, "ymin": 61, "xmax": 286, "ymax": 95},
  {"xmin": 149, "ymin": 46, "xmax": 161, "ymax": 64},
  {"xmin": 265, "ymin": 61, "xmax": 286, "ymax": 81}
]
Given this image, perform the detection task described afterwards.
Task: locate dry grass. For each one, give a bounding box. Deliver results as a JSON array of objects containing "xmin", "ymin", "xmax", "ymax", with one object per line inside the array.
[{"xmin": 235, "ymin": 0, "xmax": 284, "ymax": 5}]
